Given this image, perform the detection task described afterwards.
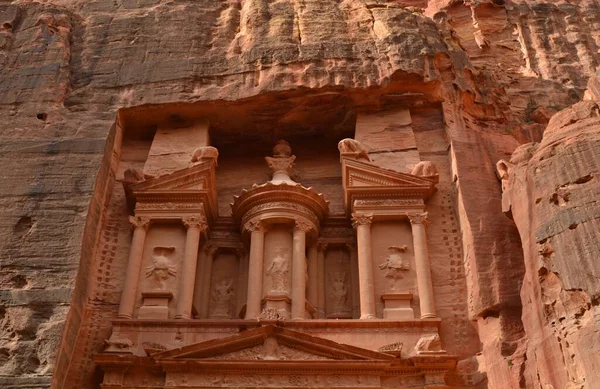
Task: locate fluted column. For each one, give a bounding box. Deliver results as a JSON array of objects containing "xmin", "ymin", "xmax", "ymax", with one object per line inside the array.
[
  {"xmin": 292, "ymin": 221, "xmax": 310, "ymax": 320},
  {"xmin": 175, "ymin": 216, "xmax": 207, "ymax": 319},
  {"xmin": 317, "ymin": 241, "xmax": 327, "ymax": 319},
  {"xmin": 307, "ymin": 243, "xmax": 318, "ymax": 311},
  {"xmin": 199, "ymin": 245, "xmax": 216, "ymax": 319},
  {"xmin": 118, "ymin": 216, "xmax": 151, "ymax": 319},
  {"xmin": 245, "ymin": 220, "xmax": 266, "ymax": 319},
  {"xmin": 352, "ymin": 213, "xmax": 377, "ymax": 319},
  {"xmin": 408, "ymin": 212, "xmax": 437, "ymax": 319},
  {"xmin": 347, "ymin": 242, "xmax": 360, "ymax": 319}
]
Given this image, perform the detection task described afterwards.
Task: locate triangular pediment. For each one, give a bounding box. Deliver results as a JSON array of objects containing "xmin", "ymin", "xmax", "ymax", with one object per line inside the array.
[
  {"xmin": 150, "ymin": 325, "xmax": 393, "ymax": 362},
  {"xmin": 129, "ymin": 161, "xmax": 216, "ymax": 192},
  {"xmin": 341, "ymin": 158, "xmax": 437, "ymax": 211},
  {"xmin": 343, "ymin": 158, "xmax": 436, "ymax": 189}
]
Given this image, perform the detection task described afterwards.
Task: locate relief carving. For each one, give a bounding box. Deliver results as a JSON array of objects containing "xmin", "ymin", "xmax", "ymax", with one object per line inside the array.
[
  {"xmin": 407, "ymin": 212, "xmax": 429, "ymax": 226},
  {"xmin": 129, "ymin": 215, "xmax": 151, "ymax": 230},
  {"xmin": 145, "ymin": 246, "xmax": 177, "ymax": 290},
  {"xmin": 338, "ymin": 138, "xmax": 371, "ymax": 162},
  {"xmin": 410, "ymin": 161, "xmax": 439, "ymax": 180},
  {"xmin": 259, "ymin": 307, "xmax": 285, "ymax": 321},
  {"xmin": 210, "ymin": 278, "xmax": 234, "ymax": 319},
  {"xmin": 328, "ymin": 271, "xmax": 350, "ymax": 316},
  {"xmin": 104, "ymin": 335, "xmax": 133, "ymax": 353},
  {"xmin": 182, "ymin": 215, "xmax": 208, "ymax": 230},
  {"xmin": 267, "ymin": 248, "xmax": 290, "ymax": 294},
  {"xmin": 191, "ymin": 146, "xmax": 219, "ymax": 165},
  {"xmin": 414, "ymin": 334, "xmax": 446, "ymax": 355},
  {"xmin": 379, "ymin": 246, "xmax": 410, "ymax": 291},
  {"xmin": 378, "ymin": 341, "xmax": 403, "ymax": 353},
  {"xmin": 351, "ymin": 213, "xmax": 373, "ymax": 227}
]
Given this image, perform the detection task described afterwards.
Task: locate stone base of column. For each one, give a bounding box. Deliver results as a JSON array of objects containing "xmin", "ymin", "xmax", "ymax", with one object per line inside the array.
[
  {"xmin": 381, "ymin": 292, "xmax": 414, "ymax": 320},
  {"xmin": 138, "ymin": 291, "xmax": 173, "ymax": 320},
  {"xmin": 262, "ymin": 294, "xmax": 291, "ymax": 320}
]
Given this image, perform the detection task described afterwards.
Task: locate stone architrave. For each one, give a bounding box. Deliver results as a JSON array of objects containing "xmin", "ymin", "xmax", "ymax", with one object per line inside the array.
[
  {"xmin": 176, "ymin": 215, "xmax": 208, "ymax": 319},
  {"xmin": 117, "ymin": 216, "xmax": 151, "ymax": 319},
  {"xmin": 352, "ymin": 213, "xmax": 377, "ymax": 319},
  {"xmin": 408, "ymin": 212, "xmax": 437, "ymax": 319}
]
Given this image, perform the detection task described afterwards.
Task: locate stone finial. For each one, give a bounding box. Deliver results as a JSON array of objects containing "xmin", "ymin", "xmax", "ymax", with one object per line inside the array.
[
  {"xmin": 410, "ymin": 161, "xmax": 439, "ymax": 181},
  {"xmin": 191, "ymin": 146, "xmax": 219, "ymax": 165},
  {"xmin": 337, "ymin": 138, "xmax": 370, "ymax": 162},
  {"xmin": 265, "ymin": 139, "xmax": 297, "ymax": 184}
]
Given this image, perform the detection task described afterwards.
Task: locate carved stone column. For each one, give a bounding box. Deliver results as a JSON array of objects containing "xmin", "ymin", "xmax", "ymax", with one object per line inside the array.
[
  {"xmin": 118, "ymin": 216, "xmax": 151, "ymax": 319},
  {"xmin": 175, "ymin": 216, "xmax": 207, "ymax": 319},
  {"xmin": 245, "ymin": 220, "xmax": 266, "ymax": 319},
  {"xmin": 408, "ymin": 212, "xmax": 437, "ymax": 319},
  {"xmin": 317, "ymin": 241, "xmax": 327, "ymax": 319},
  {"xmin": 307, "ymin": 243, "xmax": 318, "ymax": 311},
  {"xmin": 352, "ymin": 213, "xmax": 377, "ymax": 319},
  {"xmin": 199, "ymin": 245, "xmax": 216, "ymax": 319},
  {"xmin": 236, "ymin": 246, "xmax": 248, "ymax": 318},
  {"xmin": 292, "ymin": 221, "xmax": 310, "ymax": 320},
  {"xmin": 347, "ymin": 242, "xmax": 360, "ymax": 319}
]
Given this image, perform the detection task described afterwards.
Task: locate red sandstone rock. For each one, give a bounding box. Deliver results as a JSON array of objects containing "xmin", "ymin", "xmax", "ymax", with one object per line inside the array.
[{"xmin": 0, "ymin": 0, "xmax": 598, "ymax": 388}]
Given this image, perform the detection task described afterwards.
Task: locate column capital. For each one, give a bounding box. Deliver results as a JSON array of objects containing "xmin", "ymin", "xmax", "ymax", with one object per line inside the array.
[
  {"xmin": 203, "ymin": 244, "xmax": 218, "ymax": 257},
  {"xmin": 351, "ymin": 213, "xmax": 373, "ymax": 228},
  {"xmin": 129, "ymin": 215, "xmax": 151, "ymax": 230},
  {"xmin": 182, "ymin": 215, "xmax": 208, "ymax": 231},
  {"xmin": 244, "ymin": 220, "xmax": 266, "ymax": 233},
  {"xmin": 294, "ymin": 219, "xmax": 312, "ymax": 233},
  {"xmin": 407, "ymin": 212, "xmax": 429, "ymax": 226},
  {"xmin": 317, "ymin": 240, "xmax": 328, "ymax": 252}
]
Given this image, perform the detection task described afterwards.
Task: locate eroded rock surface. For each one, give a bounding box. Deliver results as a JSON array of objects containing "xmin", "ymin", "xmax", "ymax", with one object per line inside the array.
[
  {"xmin": 0, "ymin": 0, "xmax": 598, "ymax": 388},
  {"xmin": 499, "ymin": 96, "xmax": 600, "ymax": 389}
]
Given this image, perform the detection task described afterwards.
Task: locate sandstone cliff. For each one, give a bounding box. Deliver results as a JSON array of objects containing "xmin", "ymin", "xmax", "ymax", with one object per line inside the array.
[{"xmin": 0, "ymin": 0, "xmax": 598, "ymax": 388}]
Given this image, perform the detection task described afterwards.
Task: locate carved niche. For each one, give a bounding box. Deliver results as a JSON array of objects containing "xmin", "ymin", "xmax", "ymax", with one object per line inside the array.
[
  {"xmin": 208, "ymin": 249, "xmax": 240, "ymax": 319},
  {"xmin": 325, "ymin": 247, "xmax": 353, "ymax": 318}
]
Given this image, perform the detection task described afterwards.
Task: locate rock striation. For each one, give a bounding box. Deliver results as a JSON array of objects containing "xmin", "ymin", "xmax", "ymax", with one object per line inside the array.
[{"xmin": 0, "ymin": 0, "xmax": 598, "ymax": 388}]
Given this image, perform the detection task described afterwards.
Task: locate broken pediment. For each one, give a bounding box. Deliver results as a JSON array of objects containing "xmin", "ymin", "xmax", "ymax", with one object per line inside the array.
[
  {"xmin": 149, "ymin": 325, "xmax": 394, "ymax": 362},
  {"xmin": 123, "ymin": 160, "xmax": 218, "ymax": 221},
  {"xmin": 341, "ymin": 157, "xmax": 437, "ymax": 212}
]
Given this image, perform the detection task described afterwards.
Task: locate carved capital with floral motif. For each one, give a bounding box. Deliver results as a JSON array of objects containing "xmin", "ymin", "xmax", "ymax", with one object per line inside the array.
[
  {"xmin": 129, "ymin": 216, "xmax": 151, "ymax": 230},
  {"xmin": 182, "ymin": 215, "xmax": 208, "ymax": 231},
  {"xmin": 294, "ymin": 220, "xmax": 312, "ymax": 233},
  {"xmin": 244, "ymin": 220, "xmax": 266, "ymax": 233},
  {"xmin": 407, "ymin": 212, "xmax": 429, "ymax": 226},
  {"xmin": 317, "ymin": 240, "xmax": 328, "ymax": 252},
  {"xmin": 351, "ymin": 213, "xmax": 373, "ymax": 228}
]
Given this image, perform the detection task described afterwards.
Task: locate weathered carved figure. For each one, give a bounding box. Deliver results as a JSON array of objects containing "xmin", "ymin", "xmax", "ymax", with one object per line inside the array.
[
  {"xmin": 329, "ymin": 271, "xmax": 349, "ymax": 315},
  {"xmin": 267, "ymin": 248, "xmax": 290, "ymax": 293},
  {"xmin": 410, "ymin": 161, "xmax": 439, "ymax": 180},
  {"xmin": 191, "ymin": 146, "xmax": 219, "ymax": 165},
  {"xmin": 211, "ymin": 278, "xmax": 234, "ymax": 318},
  {"xmin": 337, "ymin": 138, "xmax": 370, "ymax": 161},
  {"xmin": 379, "ymin": 246, "xmax": 409, "ymax": 291},
  {"xmin": 145, "ymin": 247, "xmax": 177, "ymax": 290}
]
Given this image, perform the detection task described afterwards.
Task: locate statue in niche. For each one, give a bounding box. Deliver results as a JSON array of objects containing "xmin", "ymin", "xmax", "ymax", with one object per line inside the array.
[
  {"xmin": 329, "ymin": 271, "xmax": 349, "ymax": 315},
  {"xmin": 267, "ymin": 248, "xmax": 290, "ymax": 294},
  {"xmin": 145, "ymin": 247, "xmax": 177, "ymax": 290},
  {"xmin": 211, "ymin": 278, "xmax": 234, "ymax": 318},
  {"xmin": 379, "ymin": 246, "xmax": 409, "ymax": 292}
]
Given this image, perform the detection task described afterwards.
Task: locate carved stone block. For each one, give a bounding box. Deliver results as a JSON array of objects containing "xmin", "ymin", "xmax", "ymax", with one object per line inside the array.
[
  {"xmin": 381, "ymin": 292, "xmax": 414, "ymax": 320},
  {"xmin": 138, "ymin": 291, "xmax": 173, "ymax": 319}
]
